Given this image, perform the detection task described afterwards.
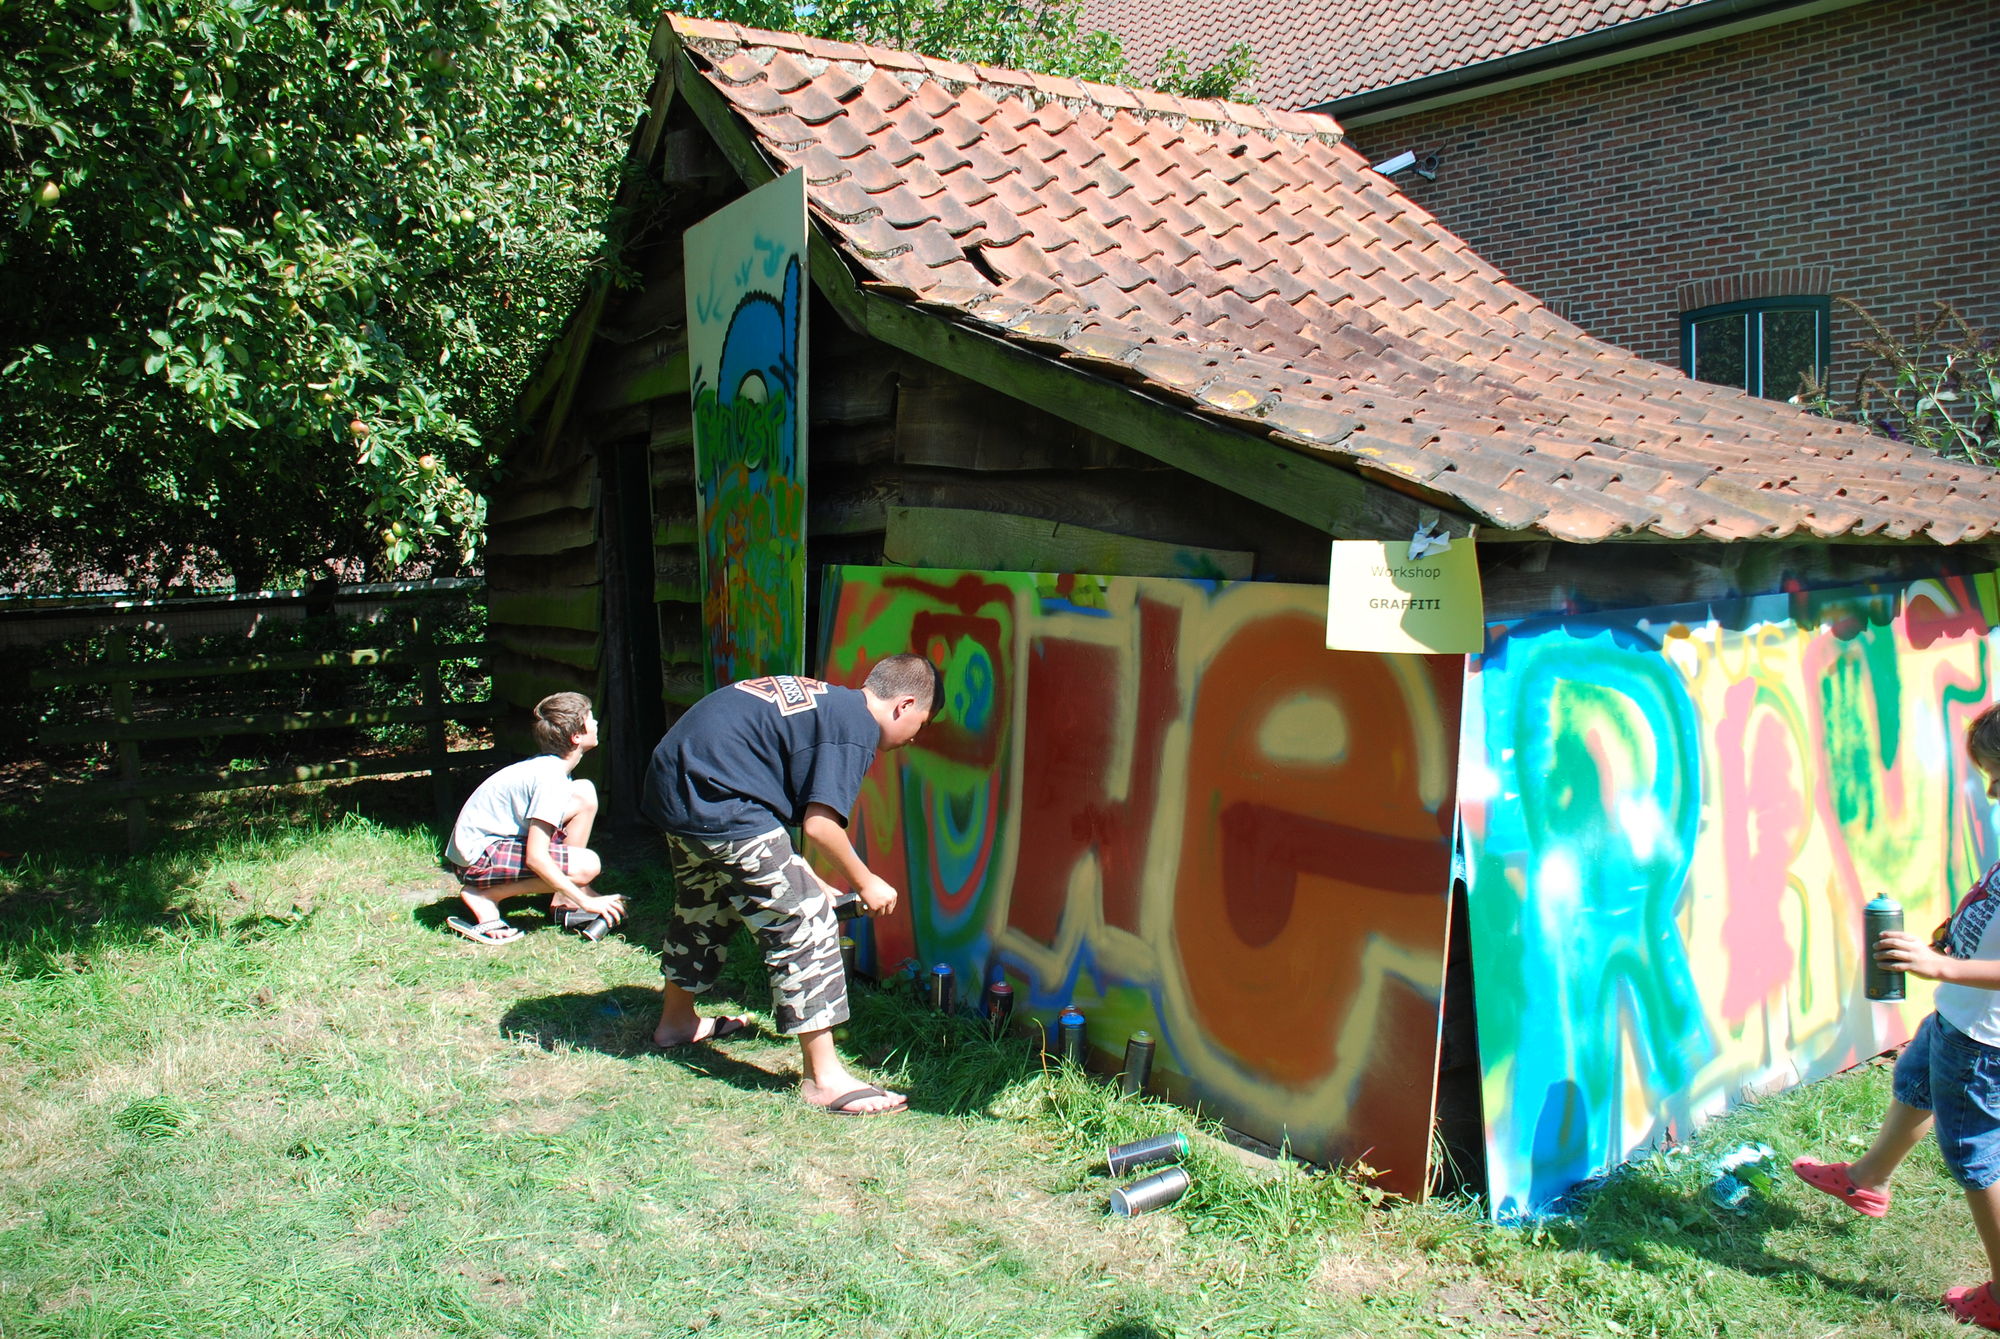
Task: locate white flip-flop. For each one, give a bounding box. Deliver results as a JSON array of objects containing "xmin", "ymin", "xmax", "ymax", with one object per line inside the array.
[{"xmin": 446, "ymin": 916, "xmax": 522, "ymax": 945}]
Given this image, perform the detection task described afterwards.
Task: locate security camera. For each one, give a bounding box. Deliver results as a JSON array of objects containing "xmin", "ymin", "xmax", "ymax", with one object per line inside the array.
[{"xmin": 1371, "ymin": 150, "xmax": 1417, "ymax": 176}]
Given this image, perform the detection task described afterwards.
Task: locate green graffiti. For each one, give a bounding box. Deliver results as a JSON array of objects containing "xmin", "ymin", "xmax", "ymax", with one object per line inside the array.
[{"xmin": 692, "ymin": 385, "xmax": 789, "ymax": 476}]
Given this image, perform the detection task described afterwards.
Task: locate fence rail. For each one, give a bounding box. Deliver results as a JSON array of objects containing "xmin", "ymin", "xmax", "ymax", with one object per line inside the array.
[{"xmin": 33, "ymin": 633, "xmax": 493, "ymax": 850}]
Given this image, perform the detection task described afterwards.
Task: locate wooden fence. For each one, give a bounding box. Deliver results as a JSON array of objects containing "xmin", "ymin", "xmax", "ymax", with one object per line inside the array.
[{"xmin": 32, "ymin": 633, "xmax": 497, "ymax": 850}]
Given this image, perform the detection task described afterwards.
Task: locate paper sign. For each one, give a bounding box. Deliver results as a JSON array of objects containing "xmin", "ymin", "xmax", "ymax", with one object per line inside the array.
[{"xmin": 1325, "ymin": 539, "xmax": 1486, "ymax": 654}]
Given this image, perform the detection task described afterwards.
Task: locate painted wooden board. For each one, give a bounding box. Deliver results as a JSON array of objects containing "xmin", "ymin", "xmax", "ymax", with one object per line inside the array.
[
  {"xmin": 816, "ymin": 565, "xmax": 1463, "ymax": 1199},
  {"xmin": 1461, "ymin": 572, "xmax": 2000, "ymax": 1216},
  {"xmin": 684, "ymin": 168, "xmax": 809, "ymax": 688}
]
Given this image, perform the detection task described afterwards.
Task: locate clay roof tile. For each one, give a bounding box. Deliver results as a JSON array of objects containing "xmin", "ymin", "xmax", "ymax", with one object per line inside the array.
[{"xmin": 664, "ymin": 15, "xmax": 2000, "ymax": 545}]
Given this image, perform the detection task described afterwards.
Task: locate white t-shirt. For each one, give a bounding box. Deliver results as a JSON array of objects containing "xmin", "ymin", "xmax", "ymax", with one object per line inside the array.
[
  {"xmin": 1934, "ymin": 861, "xmax": 2000, "ymax": 1047},
  {"xmin": 446, "ymin": 754, "xmax": 577, "ymax": 868}
]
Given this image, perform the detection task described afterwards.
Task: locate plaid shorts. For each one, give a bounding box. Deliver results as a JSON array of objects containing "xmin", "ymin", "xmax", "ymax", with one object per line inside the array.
[
  {"xmin": 660, "ymin": 828, "xmax": 847, "ymax": 1035},
  {"xmin": 455, "ymin": 829, "xmax": 570, "ymax": 890}
]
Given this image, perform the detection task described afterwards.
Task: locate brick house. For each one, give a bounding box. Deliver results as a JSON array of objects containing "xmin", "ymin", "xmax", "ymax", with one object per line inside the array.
[{"xmin": 1084, "ymin": 0, "xmax": 1999, "ymax": 405}]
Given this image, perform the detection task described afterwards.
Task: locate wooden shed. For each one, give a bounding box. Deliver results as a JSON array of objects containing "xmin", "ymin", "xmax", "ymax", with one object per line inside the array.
[{"xmin": 488, "ymin": 14, "xmax": 2000, "ymax": 1208}]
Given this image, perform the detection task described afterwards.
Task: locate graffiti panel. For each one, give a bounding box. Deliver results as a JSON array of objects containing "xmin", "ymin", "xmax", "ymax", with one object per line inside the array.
[
  {"xmin": 817, "ymin": 567, "xmax": 1463, "ymax": 1197},
  {"xmin": 1463, "ymin": 574, "xmax": 2000, "ymax": 1216},
  {"xmin": 684, "ymin": 169, "xmax": 808, "ymax": 686}
]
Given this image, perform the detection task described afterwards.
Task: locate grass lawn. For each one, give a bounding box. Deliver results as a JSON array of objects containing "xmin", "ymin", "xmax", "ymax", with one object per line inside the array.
[{"xmin": 0, "ymin": 785, "xmax": 1988, "ymax": 1337}]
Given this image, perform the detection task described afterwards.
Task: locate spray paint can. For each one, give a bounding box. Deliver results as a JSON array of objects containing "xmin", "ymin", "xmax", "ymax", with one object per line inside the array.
[
  {"xmin": 838, "ymin": 936, "xmax": 857, "ymax": 978},
  {"xmin": 1120, "ymin": 1031, "xmax": 1155, "ymax": 1097},
  {"xmin": 1865, "ymin": 894, "xmax": 1906, "ymax": 1001},
  {"xmin": 1109, "ymin": 1166, "xmax": 1192, "ymax": 1217},
  {"xmin": 1106, "ymin": 1131, "xmax": 1189, "ymax": 1175},
  {"xmin": 982, "ymin": 979, "xmax": 1015, "ymax": 1031},
  {"xmin": 1058, "ymin": 1006, "xmax": 1087, "ymax": 1065},
  {"xmin": 929, "ymin": 963, "xmax": 957, "ymax": 1013}
]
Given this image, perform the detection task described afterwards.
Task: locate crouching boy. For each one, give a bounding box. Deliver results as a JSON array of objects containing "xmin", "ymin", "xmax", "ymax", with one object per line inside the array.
[
  {"xmin": 640, "ymin": 655, "xmax": 939, "ymax": 1116},
  {"xmin": 444, "ymin": 691, "xmax": 626, "ymax": 945}
]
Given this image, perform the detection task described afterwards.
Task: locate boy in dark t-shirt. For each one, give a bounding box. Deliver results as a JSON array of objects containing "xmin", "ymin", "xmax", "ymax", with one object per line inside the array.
[{"xmin": 640, "ymin": 653, "xmax": 939, "ymax": 1116}]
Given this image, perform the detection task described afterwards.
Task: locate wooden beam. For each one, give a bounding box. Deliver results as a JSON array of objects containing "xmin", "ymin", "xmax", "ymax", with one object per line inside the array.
[
  {"xmin": 884, "ymin": 506, "xmax": 1254, "ymax": 579},
  {"xmin": 583, "ymin": 342, "xmax": 690, "ymax": 412},
  {"xmin": 488, "ymin": 589, "xmax": 602, "ymax": 634},
  {"xmin": 491, "ymin": 626, "xmax": 601, "ymax": 672},
  {"xmin": 44, "ymin": 701, "xmax": 500, "ymax": 746},
  {"xmin": 665, "ymin": 40, "xmax": 1475, "ymax": 544},
  {"xmin": 487, "ymin": 470, "xmax": 596, "ymax": 525},
  {"xmin": 31, "ymin": 643, "xmax": 488, "ymax": 690},
  {"xmin": 486, "ymin": 509, "xmax": 598, "ymax": 559},
  {"xmin": 811, "ymin": 471, "xmax": 898, "ymax": 537},
  {"xmin": 43, "ymin": 749, "xmax": 505, "ymax": 806},
  {"xmin": 493, "ymin": 660, "xmax": 598, "ymax": 710}
]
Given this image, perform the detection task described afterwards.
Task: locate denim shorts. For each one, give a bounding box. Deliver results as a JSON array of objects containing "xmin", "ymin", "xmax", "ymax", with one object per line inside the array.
[{"xmin": 1893, "ymin": 1011, "xmax": 2000, "ymax": 1190}]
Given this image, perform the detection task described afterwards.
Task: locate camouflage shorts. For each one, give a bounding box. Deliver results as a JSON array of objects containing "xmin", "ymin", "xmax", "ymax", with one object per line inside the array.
[{"xmin": 659, "ymin": 828, "xmax": 847, "ymax": 1035}]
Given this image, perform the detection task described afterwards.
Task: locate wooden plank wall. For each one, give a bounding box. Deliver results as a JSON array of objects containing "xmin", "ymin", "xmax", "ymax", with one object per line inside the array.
[{"xmin": 485, "ymin": 434, "xmax": 603, "ymax": 771}]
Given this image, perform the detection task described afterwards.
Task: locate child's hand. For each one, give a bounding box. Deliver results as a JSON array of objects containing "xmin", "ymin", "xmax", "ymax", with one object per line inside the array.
[
  {"xmin": 856, "ymin": 874, "xmax": 900, "ymax": 918},
  {"xmin": 573, "ymin": 891, "xmax": 628, "ymax": 925},
  {"xmin": 1876, "ymin": 929, "xmax": 1950, "ymax": 980}
]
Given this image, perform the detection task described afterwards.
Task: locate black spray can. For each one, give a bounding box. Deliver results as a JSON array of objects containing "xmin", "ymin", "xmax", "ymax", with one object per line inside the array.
[
  {"xmin": 838, "ymin": 936, "xmax": 857, "ymax": 978},
  {"xmin": 982, "ymin": 979, "xmax": 1015, "ymax": 1031},
  {"xmin": 1106, "ymin": 1131, "xmax": 1188, "ymax": 1175},
  {"xmin": 929, "ymin": 962, "xmax": 957, "ymax": 1013},
  {"xmin": 1109, "ymin": 1166, "xmax": 1192, "ymax": 1217},
  {"xmin": 1865, "ymin": 894, "xmax": 1905, "ymax": 1001},
  {"xmin": 1120, "ymin": 1031, "xmax": 1155, "ymax": 1097},
  {"xmin": 1058, "ymin": 1006, "xmax": 1087, "ymax": 1065}
]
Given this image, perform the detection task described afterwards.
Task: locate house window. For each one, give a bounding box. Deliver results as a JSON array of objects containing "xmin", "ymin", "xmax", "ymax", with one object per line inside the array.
[{"xmin": 1679, "ymin": 297, "xmax": 1830, "ymax": 401}]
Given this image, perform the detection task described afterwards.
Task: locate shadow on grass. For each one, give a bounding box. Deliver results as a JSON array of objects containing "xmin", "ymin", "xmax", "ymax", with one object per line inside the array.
[
  {"xmin": 497, "ymin": 970, "xmax": 1044, "ymax": 1122},
  {"xmin": 1557, "ymin": 1175, "xmax": 1909, "ymax": 1311},
  {"xmin": 0, "ymin": 774, "xmax": 448, "ymax": 975}
]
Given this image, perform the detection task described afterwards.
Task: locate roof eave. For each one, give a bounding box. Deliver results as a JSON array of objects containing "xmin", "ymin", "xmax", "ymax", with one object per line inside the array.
[{"xmin": 1316, "ymin": 0, "xmax": 1876, "ymax": 127}]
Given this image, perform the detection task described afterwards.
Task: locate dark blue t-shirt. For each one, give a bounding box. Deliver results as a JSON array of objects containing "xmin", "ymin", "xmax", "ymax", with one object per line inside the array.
[{"xmin": 640, "ymin": 676, "xmax": 880, "ymax": 839}]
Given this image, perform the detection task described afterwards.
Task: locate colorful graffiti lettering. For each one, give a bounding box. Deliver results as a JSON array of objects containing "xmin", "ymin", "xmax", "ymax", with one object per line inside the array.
[
  {"xmin": 816, "ymin": 567, "xmax": 1462, "ymax": 1197},
  {"xmin": 1462, "ymin": 574, "xmax": 2000, "ymax": 1216},
  {"xmin": 685, "ymin": 171, "xmax": 808, "ymax": 686}
]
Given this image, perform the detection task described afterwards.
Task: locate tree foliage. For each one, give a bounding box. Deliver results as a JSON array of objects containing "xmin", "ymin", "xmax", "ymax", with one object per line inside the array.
[
  {"xmin": 1, "ymin": 0, "xmax": 657, "ymax": 588},
  {"xmin": 1, "ymin": 0, "xmax": 1251, "ymax": 592},
  {"xmin": 1804, "ymin": 301, "xmax": 1999, "ymax": 468}
]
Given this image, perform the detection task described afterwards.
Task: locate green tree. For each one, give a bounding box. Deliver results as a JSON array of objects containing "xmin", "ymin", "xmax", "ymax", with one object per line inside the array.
[
  {"xmin": 1, "ymin": 0, "xmax": 1249, "ymax": 592},
  {"xmin": 1, "ymin": 0, "xmax": 657, "ymax": 589}
]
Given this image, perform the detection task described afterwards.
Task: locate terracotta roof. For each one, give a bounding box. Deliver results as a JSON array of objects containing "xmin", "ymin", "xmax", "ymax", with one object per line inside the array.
[
  {"xmin": 1080, "ymin": 0, "xmax": 1710, "ymax": 110},
  {"xmin": 662, "ymin": 16, "xmax": 2000, "ymax": 544}
]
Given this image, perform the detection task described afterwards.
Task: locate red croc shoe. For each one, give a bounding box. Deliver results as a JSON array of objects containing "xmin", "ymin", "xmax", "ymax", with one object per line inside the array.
[
  {"xmin": 1944, "ymin": 1281, "xmax": 2000, "ymax": 1332},
  {"xmin": 1791, "ymin": 1157, "xmax": 1891, "ymax": 1218}
]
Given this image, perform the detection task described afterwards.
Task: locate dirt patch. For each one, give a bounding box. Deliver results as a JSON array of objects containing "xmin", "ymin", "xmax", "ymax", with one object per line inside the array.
[
  {"xmin": 450, "ymin": 1260, "xmax": 527, "ymax": 1308},
  {"xmin": 1311, "ymin": 1248, "xmax": 1429, "ymax": 1299}
]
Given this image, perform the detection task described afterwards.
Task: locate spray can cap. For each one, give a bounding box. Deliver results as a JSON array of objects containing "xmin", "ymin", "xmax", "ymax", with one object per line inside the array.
[
  {"xmin": 1129, "ymin": 1030, "xmax": 1153, "ymax": 1045},
  {"xmin": 1059, "ymin": 1005, "xmax": 1084, "ymax": 1023},
  {"xmin": 986, "ymin": 980, "xmax": 1013, "ymax": 995},
  {"xmin": 931, "ymin": 962, "xmax": 954, "ymax": 976},
  {"xmin": 1866, "ymin": 894, "xmax": 1903, "ymax": 912}
]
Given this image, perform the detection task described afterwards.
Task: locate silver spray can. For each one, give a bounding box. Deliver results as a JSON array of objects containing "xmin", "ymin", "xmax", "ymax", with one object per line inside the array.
[{"xmin": 1865, "ymin": 894, "xmax": 1905, "ymax": 1001}]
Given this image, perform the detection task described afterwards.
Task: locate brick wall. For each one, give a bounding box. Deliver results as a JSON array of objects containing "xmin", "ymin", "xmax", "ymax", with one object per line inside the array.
[{"xmin": 1342, "ymin": 0, "xmax": 1998, "ymax": 397}]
